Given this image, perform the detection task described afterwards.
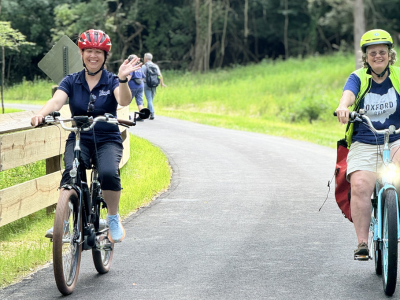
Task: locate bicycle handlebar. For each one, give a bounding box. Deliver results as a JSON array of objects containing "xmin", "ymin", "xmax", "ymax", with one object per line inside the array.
[
  {"xmin": 334, "ymin": 109, "xmax": 400, "ymax": 135},
  {"xmin": 43, "ymin": 113, "xmax": 135, "ymax": 132}
]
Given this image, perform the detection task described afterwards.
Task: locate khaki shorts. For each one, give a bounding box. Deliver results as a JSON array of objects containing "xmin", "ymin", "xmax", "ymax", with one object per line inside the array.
[{"xmin": 346, "ymin": 140, "xmax": 400, "ymax": 181}]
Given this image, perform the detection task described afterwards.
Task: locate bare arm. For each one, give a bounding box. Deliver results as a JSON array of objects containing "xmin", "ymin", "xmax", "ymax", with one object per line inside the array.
[
  {"xmin": 115, "ymin": 57, "xmax": 142, "ymax": 106},
  {"xmin": 30, "ymin": 89, "xmax": 68, "ymax": 127},
  {"xmin": 159, "ymin": 72, "xmax": 167, "ymax": 87},
  {"xmin": 336, "ymin": 90, "xmax": 356, "ymax": 125}
]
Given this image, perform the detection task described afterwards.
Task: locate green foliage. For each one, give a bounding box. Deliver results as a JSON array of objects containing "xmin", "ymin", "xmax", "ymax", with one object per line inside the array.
[
  {"xmin": 51, "ymin": 0, "xmax": 108, "ymax": 43},
  {"xmin": 0, "ymin": 21, "xmax": 35, "ymax": 50}
]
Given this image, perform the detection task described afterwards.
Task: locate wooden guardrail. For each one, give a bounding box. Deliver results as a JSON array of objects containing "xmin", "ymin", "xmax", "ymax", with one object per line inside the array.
[{"xmin": 0, "ymin": 105, "xmax": 131, "ymax": 227}]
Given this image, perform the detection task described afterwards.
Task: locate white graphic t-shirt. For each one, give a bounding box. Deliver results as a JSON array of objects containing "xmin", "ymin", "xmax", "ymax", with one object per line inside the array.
[{"xmin": 343, "ymin": 72, "xmax": 400, "ymax": 144}]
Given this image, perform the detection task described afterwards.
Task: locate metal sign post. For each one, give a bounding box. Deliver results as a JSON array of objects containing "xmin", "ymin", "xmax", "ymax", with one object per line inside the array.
[{"xmin": 38, "ymin": 35, "xmax": 82, "ymax": 85}]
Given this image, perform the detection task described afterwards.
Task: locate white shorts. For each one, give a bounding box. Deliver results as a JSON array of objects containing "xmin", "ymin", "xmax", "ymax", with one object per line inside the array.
[{"xmin": 346, "ymin": 140, "xmax": 400, "ymax": 181}]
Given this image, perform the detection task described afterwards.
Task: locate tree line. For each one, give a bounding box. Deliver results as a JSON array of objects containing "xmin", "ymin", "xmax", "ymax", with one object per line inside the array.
[{"xmin": 1, "ymin": 0, "xmax": 400, "ymax": 84}]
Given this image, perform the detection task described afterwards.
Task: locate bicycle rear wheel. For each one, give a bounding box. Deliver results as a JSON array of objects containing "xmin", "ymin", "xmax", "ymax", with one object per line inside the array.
[
  {"xmin": 382, "ymin": 189, "xmax": 398, "ymax": 296},
  {"xmin": 53, "ymin": 189, "xmax": 82, "ymax": 295},
  {"xmin": 92, "ymin": 240, "xmax": 114, "ymax": 274}
]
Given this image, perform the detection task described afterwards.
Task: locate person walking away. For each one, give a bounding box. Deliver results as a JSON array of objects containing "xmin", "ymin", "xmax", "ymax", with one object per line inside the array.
[
  {"xmin": 335, "ymin": 29, "xmax": 400, "ymax": 259},
  {"xmin": 141, "ymin": 53, "xmax": 166, "ymax": 120},
  {"xmin": 31, "ymin": 29, "xmax": 142, "ymax": 243},
  {"xmin": 127, "ymin": 54, "xmax": 146, "ymax": 121}
]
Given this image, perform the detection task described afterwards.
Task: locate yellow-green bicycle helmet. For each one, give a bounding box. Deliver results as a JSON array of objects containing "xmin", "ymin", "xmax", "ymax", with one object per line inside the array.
[{"xmin": 360, "ymin": 29, "xmax": 393, "ymax": 53}]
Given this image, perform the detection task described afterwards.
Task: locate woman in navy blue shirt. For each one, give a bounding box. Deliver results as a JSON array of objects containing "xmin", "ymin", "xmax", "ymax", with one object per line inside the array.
[{"xmin": 31, "ymin": 29, "xmax": 142, "ymax": 243}]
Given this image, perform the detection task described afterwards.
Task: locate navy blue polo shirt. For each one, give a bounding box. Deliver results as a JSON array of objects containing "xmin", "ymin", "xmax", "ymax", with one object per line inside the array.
[{"xmin": 58, "ymin": 69, "xmax": 122, "ymax": 143}]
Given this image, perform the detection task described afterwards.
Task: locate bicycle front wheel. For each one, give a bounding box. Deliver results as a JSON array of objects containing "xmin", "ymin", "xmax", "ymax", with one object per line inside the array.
[
  {"xmin": 382, "ymin": 189, "xmax": 398, "ymax": 296},
  {"xmin": 52, "ymin": 189, "xmax": 82, "ymax": 295}
]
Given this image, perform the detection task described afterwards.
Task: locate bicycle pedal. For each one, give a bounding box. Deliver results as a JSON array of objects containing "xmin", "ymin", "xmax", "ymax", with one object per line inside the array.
[
  {"xmin": 354, "ymin": 254, "xmax": 371, "ymax": 261},
  {"xmin": 103, "ymin": 244, "xmax": 113, "ymax": 251}
]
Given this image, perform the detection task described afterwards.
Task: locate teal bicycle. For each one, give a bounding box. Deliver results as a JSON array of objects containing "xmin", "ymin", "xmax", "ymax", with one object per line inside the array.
[{"xmin": 346, "ymin": 109, "xmax": 400, "ymax": 296}]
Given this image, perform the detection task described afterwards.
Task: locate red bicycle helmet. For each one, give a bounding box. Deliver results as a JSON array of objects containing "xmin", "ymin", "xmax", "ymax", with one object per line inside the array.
[{"xmin": 78, "ymin": 29, "xmax": 112, "ymax": 53}]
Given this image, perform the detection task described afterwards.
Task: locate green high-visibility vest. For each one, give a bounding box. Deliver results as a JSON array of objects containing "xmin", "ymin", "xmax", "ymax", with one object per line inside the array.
[{"xmin": 345, "ymin": 65, "xmax": 400, "ymax": 148}]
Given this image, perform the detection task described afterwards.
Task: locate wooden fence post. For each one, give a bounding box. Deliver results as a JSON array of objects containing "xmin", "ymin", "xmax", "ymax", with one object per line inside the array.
[
  {"xmin": 46, "ymin": 85, "xmax": 61, "ymax": 214},
  {"xmin": 46, "ymin": 155, "xmax": 62, "ymax": 214}
]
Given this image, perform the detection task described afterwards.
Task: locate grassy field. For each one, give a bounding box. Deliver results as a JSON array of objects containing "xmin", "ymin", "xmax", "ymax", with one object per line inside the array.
[
  {"xmin": 3, "ymin": 54, "xmax": 354, "ymax": 147},
  {"xmin": 0, "ymin": 135, "xmax": 171, "ymax": 288}
]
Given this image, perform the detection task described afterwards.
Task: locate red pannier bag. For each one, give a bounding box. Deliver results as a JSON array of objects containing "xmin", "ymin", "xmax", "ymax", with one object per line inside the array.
[{"xmin": 335, "ymin": 139, "xmax": 352, "ymax": 222}]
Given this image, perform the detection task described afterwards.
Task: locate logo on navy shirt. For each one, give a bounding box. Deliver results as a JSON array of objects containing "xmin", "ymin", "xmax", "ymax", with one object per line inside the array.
[{"xmin": 99, "ymin": 90, "xmax": 111, "ymax": 97}]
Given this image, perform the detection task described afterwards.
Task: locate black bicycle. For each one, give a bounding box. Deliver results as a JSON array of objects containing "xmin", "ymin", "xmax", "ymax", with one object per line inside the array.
[{"xmin": 42, "ymin": 108, "xmax": 150, "ymax": 295}]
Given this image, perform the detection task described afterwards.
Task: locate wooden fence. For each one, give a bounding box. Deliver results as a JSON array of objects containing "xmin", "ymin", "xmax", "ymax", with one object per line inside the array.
[{"xmin": 0, "ymin": 105, "xmax": 130, "ymax": 227}]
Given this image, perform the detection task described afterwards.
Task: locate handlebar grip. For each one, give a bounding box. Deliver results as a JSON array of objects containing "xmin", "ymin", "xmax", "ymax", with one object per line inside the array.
[
  {"xmin": 35, "ymin": 117, "xmax": 46, "ymax": 127},
  {"xmin": 333, "ymin": 111, "xmax": 337, "ymax": 117},
  {"xmin": 117, "ymin": 119, "xmax": 135, "ymax": 126},
  {"xmin": 49, "ymin": 111, "xmax": 61, "ymax": 117}
]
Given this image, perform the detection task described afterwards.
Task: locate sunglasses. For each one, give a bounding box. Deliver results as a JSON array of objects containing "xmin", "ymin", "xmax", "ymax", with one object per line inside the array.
[
  {"xmin": 368, "ymin": 50, "xmax": 388, "ymax": 57},
  {"xmin": 87, "ymin": 94, "xmax": 97, "ymax": 112}
]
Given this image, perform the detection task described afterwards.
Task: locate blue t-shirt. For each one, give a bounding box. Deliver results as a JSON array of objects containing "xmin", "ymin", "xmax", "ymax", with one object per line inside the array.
[
  {"xmin": 344, "ymin": 72, "xmax": 400, "ymax": 144},
  {"xmin": 128, "ymin": 69, "xmax": 145, "ymax": 89},
  {"xmin": 58, "ymin": 69, "xmax": 122, "ymax": 143}
]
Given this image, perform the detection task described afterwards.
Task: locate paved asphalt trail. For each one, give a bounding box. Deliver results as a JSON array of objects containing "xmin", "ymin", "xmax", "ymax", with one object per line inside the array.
[{"xmin": 1, "ymin": 113, "xmax": 397, "ymax": 299}]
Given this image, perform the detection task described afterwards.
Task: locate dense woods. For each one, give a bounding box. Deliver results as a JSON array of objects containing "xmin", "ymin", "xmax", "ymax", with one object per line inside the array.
[{"xmin": 1, "ymin": 0, "xmax": 400, "ymax": 83}]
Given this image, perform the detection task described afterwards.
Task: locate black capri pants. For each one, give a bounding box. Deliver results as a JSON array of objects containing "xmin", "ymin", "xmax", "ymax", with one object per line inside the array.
[{"xmin": 61, "ymin": 139, "xmax": 123, "ymax": 191}]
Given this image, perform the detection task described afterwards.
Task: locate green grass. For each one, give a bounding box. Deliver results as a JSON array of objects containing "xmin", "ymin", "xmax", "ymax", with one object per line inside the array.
[
  {"xmin": 0, "ymin": 134, "xmax": 171, "ymax": 288},
  {"xmin": 3, "ymin": 78, "xmax": 54, "ymax": 103},
  {"xmin": 158, "ymin": 54, "xmax": 353, "ymax": 120},
  {"xmin": 2, "ymin": 108, "xmax": 23, "ymax": 113}
]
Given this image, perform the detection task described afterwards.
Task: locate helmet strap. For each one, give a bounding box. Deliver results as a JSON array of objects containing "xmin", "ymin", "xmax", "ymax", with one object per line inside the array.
[
  {"xmin": 83, "ymin": 61, "xmax": 105, "ymax": 76},
  {"xmin": 367, "ymin": 63, "xmax": 389, "ymax": 78}
]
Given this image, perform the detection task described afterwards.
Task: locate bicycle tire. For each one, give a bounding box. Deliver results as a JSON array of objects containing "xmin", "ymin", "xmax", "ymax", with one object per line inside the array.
[
  {"xmin": 92, "ymin": 199, "xmax": 114, "ymax": 274},
  {"xmin": 374, "ymin": 241, "xmax": 382, "ymax": 275},
  {"xmin": 382, "ymin": 189, "xmax": 398, "ymax": 296},
  {"xmin": 92, "ymin": 243, "xmax": 114, "ymax": 273},
  {"xmin": 53, "ymin": 189, "xmax": 82, "ymax": 295},
  {"xmin": 372, "ymin": 205, "xmax": 382, "ymax": 275}
]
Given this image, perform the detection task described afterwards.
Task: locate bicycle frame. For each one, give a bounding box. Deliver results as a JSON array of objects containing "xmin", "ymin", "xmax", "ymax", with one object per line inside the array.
[
  {"xmin": 371, "ymin": 129, "xmax": 400, "ymax": 245},
  {"xmin": 51, "ymin": 115, "xmax": 117, "ymax": 247},
  {"xmin": 61, "ymin": 125, "xmax": 93, "ymax": 245}
]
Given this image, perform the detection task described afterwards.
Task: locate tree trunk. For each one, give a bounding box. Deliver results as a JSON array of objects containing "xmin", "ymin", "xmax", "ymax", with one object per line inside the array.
[
  {"xmin": 284, "ymin": 0, "xmax": 289, "ymax": 59},
  {"xmin": 353, "ymin": 0, "xmax": 365, "ymax": 69},
  {"xmin": 192, "ymin": 0, "xmax": 212, "ymax": 72},
  {"xmin": 0, "ymin": 1, "xmax": 2, "ymax": 114},
  {"xmin": 1, "ymin": 46, "xmax": 4, "ymax": 114},
  {"xmin": 218, "ymin": 0, "xmax": 229, "ymax": 68},
  {"xmin": 244, "ymin": 0, "xmax": 248, "ymax": 46},
  {"xmin": 204, "ymin": 0, "xmax": 212, "ymax": 71},
  {"xmin": 192, "ymin": 0, "xmax": 204, "ymax": 72}
]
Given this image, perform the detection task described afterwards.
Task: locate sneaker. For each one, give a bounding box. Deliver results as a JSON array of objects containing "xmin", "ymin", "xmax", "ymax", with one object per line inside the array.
[
  {"xmin": 45, "ymin": 227, "xmax": 54, "ymax": 239},
  {"xmin": 150, "ymin": 113, "xmax": 155, "ymax": 120},
  {"xmin": 136, "ymin": 116, "xmax": 144, "ymax": 122},
  {"xmin": 354, "ymin": 242, "xmax": 370, "ymax": 260},
  {"xmin": 107, "ymin": 214, "xmax": 126, "ymax": 243}
]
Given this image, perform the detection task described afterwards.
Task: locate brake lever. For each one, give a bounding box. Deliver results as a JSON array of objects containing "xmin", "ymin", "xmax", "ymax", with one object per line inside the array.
[{"xmin": 349, "ymin": 116, "xmax": 363, "ymax": 123}]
